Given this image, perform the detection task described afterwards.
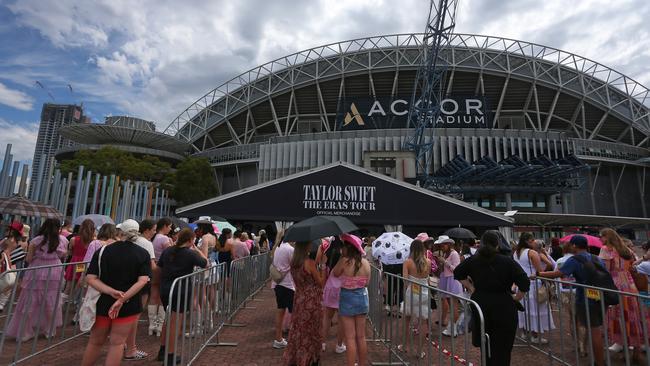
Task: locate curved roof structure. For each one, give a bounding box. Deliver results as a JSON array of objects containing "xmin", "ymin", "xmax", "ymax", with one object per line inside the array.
[
  {"xmin": 59, "ymin": 123, "xmax": 189, "ymax": 155},
  {"xmin": 164, "ymin": 33, "xmax": 650, "ymax": 153}
]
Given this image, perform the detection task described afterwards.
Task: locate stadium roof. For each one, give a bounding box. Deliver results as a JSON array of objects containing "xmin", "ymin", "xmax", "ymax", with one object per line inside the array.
[
  {"xmin": 510, "ymin": 212, "xmax": 650, "ymax": 228},
  {"xmin": 163, "ymin": 33, "xmax": 650, "ymax": 153},
  {"xmin": 59, "ymin": 123, "xmax": 189, "ymax": 155}
]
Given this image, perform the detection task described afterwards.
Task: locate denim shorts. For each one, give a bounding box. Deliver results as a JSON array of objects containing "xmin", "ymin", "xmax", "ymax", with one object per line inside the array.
[{"xmin": 339, "ymin": 288, "xmax": 369, "ymax": 317}]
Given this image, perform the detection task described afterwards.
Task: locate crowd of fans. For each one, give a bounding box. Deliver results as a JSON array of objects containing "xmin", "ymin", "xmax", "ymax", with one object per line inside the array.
[{"xmin": 0, "ymin": 217, "xmax": 649, "ymax": 366}]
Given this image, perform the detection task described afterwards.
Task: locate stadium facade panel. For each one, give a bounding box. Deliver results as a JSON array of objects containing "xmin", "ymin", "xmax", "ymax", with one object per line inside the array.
[{"xmin": 165, "ymin": 33, "xmax": 650, "ymax": 221}]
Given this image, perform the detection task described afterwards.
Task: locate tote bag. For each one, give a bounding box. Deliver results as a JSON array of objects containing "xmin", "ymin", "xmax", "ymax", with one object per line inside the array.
[
  {"xmin": 79, "ymin": 246, "xmax": 106, "ymax": 332},
  {"xmin": 0, "ymin": 252, "xmax": 16, "ymax": 293}
]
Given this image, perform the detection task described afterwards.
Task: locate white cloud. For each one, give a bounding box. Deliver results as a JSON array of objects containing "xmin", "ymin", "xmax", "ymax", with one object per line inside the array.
[
  {"xmin": 0, "ymin": 82, "xmax": 34, "ymax": 111},
  {"xmin": 5, "ymin": 0, "xmax": 650, "ymax": 131},
  {"xmin": 0, "ymin": 119, "xmax": 38, "ymax": 163}
]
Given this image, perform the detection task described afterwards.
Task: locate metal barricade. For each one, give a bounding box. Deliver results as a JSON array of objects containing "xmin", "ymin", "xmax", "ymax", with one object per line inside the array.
[
  {"xmin": 0, "ymin": 261, "xmax": 89, "ymax": 365},
  {"xmin": 518, "ymin": 277, "xmax": 650, "ymax": 366},
  {"xmin": 162, "ymin": 252, "xmax": 270, "ymax": 366},
  {"xmin": 367, "ymin": 265, "xmax": 488, "ymax": 365}
]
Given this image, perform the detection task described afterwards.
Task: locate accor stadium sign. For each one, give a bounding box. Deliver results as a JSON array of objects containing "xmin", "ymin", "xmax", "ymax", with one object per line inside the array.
[{"xmin": 336, "ymin": 96, "xmax": 491, "ymax": 130}]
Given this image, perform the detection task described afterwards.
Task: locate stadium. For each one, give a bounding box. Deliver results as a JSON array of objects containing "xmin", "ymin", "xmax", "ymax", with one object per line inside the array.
[
  {"xmin": 163, "ymin": 33, "xmax": 650, "ymax": 237},
  {"xmin": 57, "ymin": 115, "xmax": 188, "ymax": 164}
]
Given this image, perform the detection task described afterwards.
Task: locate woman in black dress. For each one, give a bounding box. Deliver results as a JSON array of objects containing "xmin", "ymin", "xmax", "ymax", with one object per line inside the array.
[
  {"xmin": 453, "ymin": 230, "xmax": 530, "ymax": 366},
  {"xmin": 157, "ymin": 228, "xmax": 208, "ymax": 363}
]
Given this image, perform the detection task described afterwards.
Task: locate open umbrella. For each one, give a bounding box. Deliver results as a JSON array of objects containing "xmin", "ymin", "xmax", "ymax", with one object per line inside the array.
[
  {"xmin": 213, "ymin": 221, "xmax": 236, "ymax": 234},
  {"xmin": 284, "ymin": 215, "xmax": 358, "ymax": 242},
  {"xmin": 170, "ymin": 217, "xmax": 190, "ymax": 230},
  {"xmin": 444, "ymin": 227, "xmax": 476, "ymax": 240},
  {"xmin": 0, "ymin": 195, "xmax": 62, "ymax": 219},
  {"xmin": 73, "ymin": 214, "xmax": 114, "ymax": 227},
  {"xmin": 372, "ymin": 232, "xmax": 412, "ymax": 265},
  {"xmin": 559, "ymin": 234, "xmax": 603, "ymax": 249}
]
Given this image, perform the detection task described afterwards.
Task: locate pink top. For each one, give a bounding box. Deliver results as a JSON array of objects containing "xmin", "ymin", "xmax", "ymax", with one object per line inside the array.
[
  {"xmin": 245, "ymin": 239, "xmax": 253, "ymax": 251},
  {"xmin": 340, "ymin": 275, "xmax": 368, "ymax": 289},
  {"xmin": 83, "ymin": 239, "xmax": 104, "ymax": 263},
  {"xmin": 426, "ymin": 250, "xmax": 439, "ymax": 274},
  {"xmin": 152, "ymin": 233, "xmax": 171, "ymax": 260},
  {"xmin": 442, "ymin": 249, "xmax": 460, "ymax": 277}
]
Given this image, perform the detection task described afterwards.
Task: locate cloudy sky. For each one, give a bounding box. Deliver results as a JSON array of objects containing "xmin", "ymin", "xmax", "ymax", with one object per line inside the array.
[{"xmin": 0, "ymin": 0, "xmax": 649, "ymax": 164}]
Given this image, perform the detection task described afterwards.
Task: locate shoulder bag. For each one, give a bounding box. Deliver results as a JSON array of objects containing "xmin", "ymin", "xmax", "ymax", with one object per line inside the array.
[
  {"xmin": 79, "ymin": 245, "xmax": 106, "ymax": 332},
  {"xmin": 525, "ymin": 249, "xmax": 549, "ymax": 304},
  {"xmin": 0, "ymin": 252, "xmax": 16, "ymax": 293}
]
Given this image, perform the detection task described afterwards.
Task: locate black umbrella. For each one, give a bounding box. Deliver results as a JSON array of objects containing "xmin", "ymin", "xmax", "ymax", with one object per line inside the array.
[
  {"xmin": 284, "ymin": 215, "xmax": 358, "ymax": 242},
  {"xmin": 170, "ymin": 217, "xmax": 190, "ymax": 230},
  {"xmin": 444, "ymin": 227, "xmax": 476, "ymax": 240}
]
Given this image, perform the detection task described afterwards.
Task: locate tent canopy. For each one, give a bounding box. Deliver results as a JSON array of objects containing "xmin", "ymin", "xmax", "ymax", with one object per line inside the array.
[{"xmin": 177, "ymin": 161, "xmax": 512, "ymax": 227}]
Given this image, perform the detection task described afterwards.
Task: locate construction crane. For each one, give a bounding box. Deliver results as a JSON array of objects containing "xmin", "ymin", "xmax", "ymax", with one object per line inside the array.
[{"xmin": 404, "ymin": 0, "xmax": 459, "ymax": 188}]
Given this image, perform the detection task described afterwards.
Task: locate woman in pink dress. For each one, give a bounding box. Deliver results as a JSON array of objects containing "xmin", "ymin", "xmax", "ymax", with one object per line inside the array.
[
  {"xmin": 284, "ymin": 240, "xmax": 325, "ymax": 366},
  {"xmin": 6, "ymin": 219, "xmax": 68, "ymax": 341},
  {"xmin": 599, "ymin": 228, "xmax": 643, "ymax": 362}
]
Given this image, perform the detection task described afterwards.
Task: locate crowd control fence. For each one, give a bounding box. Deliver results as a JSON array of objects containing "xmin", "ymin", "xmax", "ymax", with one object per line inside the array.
[
  {"xmin": 517, "ymin": 276, "xmax": 650, "ymax": 366},
  {"xmin": 0, "ymin": 261, "xmax": 89, "ymax": 365},
  {"xmin": 162, "ymin": 252, "xmax": 271, "ymax": 366},
  {"xmin": 367, "ymin": 265, "xmax": 488, "ymax": 366}
]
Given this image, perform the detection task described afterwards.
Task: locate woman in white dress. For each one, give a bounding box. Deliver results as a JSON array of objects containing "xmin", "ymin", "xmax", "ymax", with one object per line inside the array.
[
  {"xmin": 399, "ymin": 239, "xmax": 431, "ymax": 358},
  {"xmin": 513, "ymin": 233, "xmax": 555, "ymax": 344}
]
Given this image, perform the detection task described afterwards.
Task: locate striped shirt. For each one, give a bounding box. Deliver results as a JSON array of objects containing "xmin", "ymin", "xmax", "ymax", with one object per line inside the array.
[{"xmin": 10, "ymin": 246, "xmax": 26, "ymax": 265}]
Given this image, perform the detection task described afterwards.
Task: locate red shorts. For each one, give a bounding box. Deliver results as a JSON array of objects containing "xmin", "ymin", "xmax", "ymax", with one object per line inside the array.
[{"xmin": 94, "ymin": 314, "xmax": 139, "ymax": 328}]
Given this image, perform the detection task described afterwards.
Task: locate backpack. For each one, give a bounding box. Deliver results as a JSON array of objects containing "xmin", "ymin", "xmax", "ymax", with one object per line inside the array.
[{"xmin": 572, "ymin": 254, "xmax": 620, "ymax": 306}]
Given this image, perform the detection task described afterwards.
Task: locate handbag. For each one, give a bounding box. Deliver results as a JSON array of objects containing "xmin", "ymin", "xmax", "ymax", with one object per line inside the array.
[
  {"xmin": 79, "ymin": 246, "xmax": 106, "ymax": 332},
  {"xmin": 526, "ymin": 249, "xmax": 549, "ymax": 304},
  {"xmin": 630, "ymin": 265, "xmax": 648, "ymax": 292},
  {"xmin": 269, "ymin": 263, "xmax": 286, "ymax": 283},
  {"xmin": 0, "ymin": 252, "xmax": 16, "ymax": 293}
]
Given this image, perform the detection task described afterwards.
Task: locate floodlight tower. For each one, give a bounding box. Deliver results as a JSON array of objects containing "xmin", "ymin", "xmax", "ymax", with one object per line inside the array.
[{"xmin": 404, "ymin": 0, "xmax": 459, "ymax": 188}]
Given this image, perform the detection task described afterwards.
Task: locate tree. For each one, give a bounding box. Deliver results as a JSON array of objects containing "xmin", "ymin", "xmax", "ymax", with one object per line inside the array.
[
  {"xmin": 59, "ymin": 147, "xmax": 172, "ymax": 182},
  {"xmin": 170, "ymin": 157, "xmax": 218, "ymax": 205}
]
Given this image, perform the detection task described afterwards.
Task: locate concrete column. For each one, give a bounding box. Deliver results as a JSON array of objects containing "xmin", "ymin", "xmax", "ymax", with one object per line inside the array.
[
  {"xmin": 561, "ymin": 193, "xmax": 570, "ymax": 214},
  {"xmin": 608, "ymin": 166, "xmax": 620, "ymax": 216},
  {"xmin": 505, "ymin": 193, "xmax": 513, "ymax": 211}
]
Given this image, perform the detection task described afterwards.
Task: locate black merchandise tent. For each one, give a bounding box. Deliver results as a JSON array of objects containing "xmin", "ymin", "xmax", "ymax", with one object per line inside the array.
[{"xmin": 177, "ymin": 161, "xmax": 512, "ymax": 227}]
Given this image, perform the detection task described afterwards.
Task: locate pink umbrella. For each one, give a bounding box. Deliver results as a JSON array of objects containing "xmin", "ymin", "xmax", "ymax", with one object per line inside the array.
[{"xmin": 559, "ymin": 234, "xmax": 603, "ymax": 248}]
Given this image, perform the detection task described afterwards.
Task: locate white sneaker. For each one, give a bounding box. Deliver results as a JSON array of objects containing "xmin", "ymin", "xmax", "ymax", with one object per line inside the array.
[
  {"xmin": 608, "ymin": 343, "xmax": 624, "ymax": 353},
  {"xmin": 530, "ymin": 336, "xmax": 549, "ymax": 345},
  {"xmin": 335, "ymin": 344, "xmax": 347, "ymax": 353},
  {"xmin": 442, "ymin": 324, "xmax": 456, "ymax": 337},
  {"xmin": 273, "ymin": 339, "xmax": 288, "ymax": 349}
]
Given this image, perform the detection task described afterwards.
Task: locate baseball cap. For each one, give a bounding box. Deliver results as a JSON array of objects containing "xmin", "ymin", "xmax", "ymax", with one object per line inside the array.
[
  {"xmin": 569, "ymin": 235, "xmax": 588, "ymax": 249},
  {"xmin": 116, "ymin": 219, "xmax": 139, "ymax": 233}
]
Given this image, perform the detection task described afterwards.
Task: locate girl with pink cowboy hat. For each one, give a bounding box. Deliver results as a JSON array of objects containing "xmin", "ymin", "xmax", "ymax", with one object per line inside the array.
[{"xmin": 332, "ymin": 234, "xmax": 371, "ymax": 366}]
